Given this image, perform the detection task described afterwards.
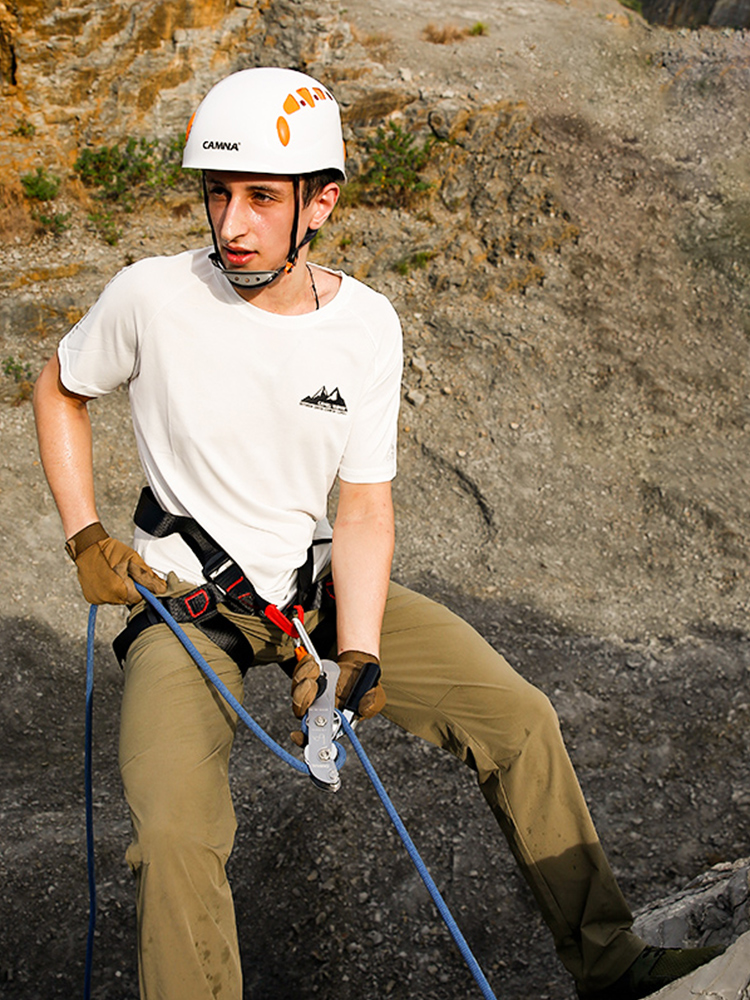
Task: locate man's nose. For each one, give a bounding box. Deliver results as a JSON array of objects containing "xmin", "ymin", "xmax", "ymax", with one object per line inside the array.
[{"xmin": 219, "ymin": 197, "xmax": 250, "ymax": 242}]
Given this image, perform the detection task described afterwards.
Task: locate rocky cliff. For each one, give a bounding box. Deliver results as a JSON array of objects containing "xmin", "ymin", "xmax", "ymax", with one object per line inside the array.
[
  {"xmin": 2, "ymin": 2, "xmax": 750, "ymax": 999},
  {"xmin": 0, "ymin": 0, "xmax": 348, "ymax": 179},
  {"xmin": 642, "ymin": 0, "xmax": 750, "ymax": 26},
  {"xmin": 3, "ymin": 0, "xmax": 750, "ymax": 641}
]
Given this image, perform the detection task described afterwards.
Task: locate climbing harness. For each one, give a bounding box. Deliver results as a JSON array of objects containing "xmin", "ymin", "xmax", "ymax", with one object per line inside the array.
[
  {"xmin": 112, "ymin": 485, "xmax": 336, "ymax": 675},
  {"xmin": 83, "ymin": 584, "xmax": 499, "ymax": 1000},
  {"xmin": 133, "ymin": 485, "xmax": 322, "ymax": 616},
  {"xmin": 112, "ymin": 581, "xmax": 256, "ymax": 673}
]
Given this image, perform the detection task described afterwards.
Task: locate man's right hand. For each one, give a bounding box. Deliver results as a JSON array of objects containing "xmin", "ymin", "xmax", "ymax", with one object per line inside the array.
[{"xmin": 65, "ymin": 521, "xmax": 167, "ymax": 605}]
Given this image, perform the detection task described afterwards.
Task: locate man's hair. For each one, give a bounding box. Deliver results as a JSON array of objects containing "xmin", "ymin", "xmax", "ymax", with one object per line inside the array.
[{"xmin": 301, "ymin": 168, "xmax": 343, "ymax": 206}]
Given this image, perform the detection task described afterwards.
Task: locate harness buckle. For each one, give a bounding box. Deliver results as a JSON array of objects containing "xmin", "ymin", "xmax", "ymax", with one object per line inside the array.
[
  {"xmin": 203, "ymin": 552, "xmax": 257, "ymax": 606},
  {"xmin": 202, "ymin": 550, "xmax": 234, "ymax": 586}
]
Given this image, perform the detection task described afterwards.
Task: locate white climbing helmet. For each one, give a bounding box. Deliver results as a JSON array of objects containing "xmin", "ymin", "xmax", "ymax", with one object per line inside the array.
[{"xmin": 182, "ymin": 66, "xmax": 346, "ymax": 180}]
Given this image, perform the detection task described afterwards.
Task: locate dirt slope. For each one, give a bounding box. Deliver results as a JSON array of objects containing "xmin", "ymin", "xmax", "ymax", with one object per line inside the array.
[{"xmin": 1, "ymin": 1, "xmax": 750, "ymax": 998}]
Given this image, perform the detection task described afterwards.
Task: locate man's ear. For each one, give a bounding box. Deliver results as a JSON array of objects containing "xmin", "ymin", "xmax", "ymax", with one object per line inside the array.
[{"xmin": 309, "ymin": 182, "xmax": 340, "ymax": 229}]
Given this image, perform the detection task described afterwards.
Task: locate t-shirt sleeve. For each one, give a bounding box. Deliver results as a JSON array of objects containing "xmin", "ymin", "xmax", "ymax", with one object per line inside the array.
[
  {"xmin": 57, "ymin": 265, "xmax": 142, "ymax": 397},
  {"xmin": 338, "ymin": 299, "xmax": 403, "ymax": 484}
]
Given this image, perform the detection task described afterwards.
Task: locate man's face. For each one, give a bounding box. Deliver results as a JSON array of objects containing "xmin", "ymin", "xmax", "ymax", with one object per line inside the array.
[{"xmin": 205, "ymin": 171, "xmax": 299, "ymax": 273}]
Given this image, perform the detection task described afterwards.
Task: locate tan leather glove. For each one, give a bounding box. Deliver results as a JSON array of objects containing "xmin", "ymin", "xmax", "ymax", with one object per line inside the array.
[
  {"xmin": 290, "ymin": 652, "xmax": 321, "ymax": 719},
  {"xmin": 335, "ymin": 650, "xmax": 386, "ymax": 719},
  {"xmin": 65, "ymin": 521, "xmax": 167, "ymax": 605},
  {"xmin": 290, "ymin": 649, "xmax": 386, "ymax": 721}
]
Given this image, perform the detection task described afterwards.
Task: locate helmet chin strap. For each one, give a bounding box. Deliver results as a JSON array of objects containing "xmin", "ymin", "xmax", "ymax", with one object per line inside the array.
[
  {"xmin": 202, "ymin": 174, "xmax": 315, "ymax": 291},
  {"xmin": 207, "ymin": 254, "xmax": 285, "ymax": 289}
]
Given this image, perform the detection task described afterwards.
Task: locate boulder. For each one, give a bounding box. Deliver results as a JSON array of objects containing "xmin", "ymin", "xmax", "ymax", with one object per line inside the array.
[
  {"xmin": 633, "ymin": 860, "xmax": 750, "ymax": 999},
  {"xmin": 650, "ymin": 933, "xmax": 750, "ymax": 998},
  {"xmin": 634, "ymin": 859, "xmax": 750, "ymax": 948}
]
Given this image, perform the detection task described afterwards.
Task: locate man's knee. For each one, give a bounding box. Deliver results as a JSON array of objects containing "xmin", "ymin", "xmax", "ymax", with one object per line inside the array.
[
  {"xmin": 467, "ymin": 677, "xmax": 564, "ymax": 772},
  {"xmin": 522, "ymin": 682, "xmax": 561, "ymax": 733},
  {"xmin": 123, "ymin": 757, "xmax": 237, "ymax": 870},
  {"xmin": 127, "ymin": 801, "xmax": 235, "ymax": 877}
]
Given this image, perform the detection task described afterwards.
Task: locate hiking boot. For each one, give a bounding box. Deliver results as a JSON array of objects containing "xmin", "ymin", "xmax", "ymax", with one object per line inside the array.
[{"xmin": 577, "ymin": 944, "xmax": 725, "ymax": 1000}]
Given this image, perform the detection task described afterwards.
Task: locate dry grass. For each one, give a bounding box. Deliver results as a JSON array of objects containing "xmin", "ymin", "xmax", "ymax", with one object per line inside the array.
[
  {"xmin": 324, "ymin": 65, "xmax": 374, "ymax": 83},
  {"xmin": 9, "ymin": 262, "xmax": 84, "ymax": 290},
  {"xmin": 170, "ymin": 201, "xmax": 193, "ymax": 219},
  {"xmin": 351, "ymin": 26, "xmax": 394, "ymax": 61},
  {"xmin": 0, "ymin": 179, "xmax": 35, "ymax": 244},
  {"xmin": 422, "ymin": 23, "xmax": 470, "ymax": 44},
  {"xmin": 8, "ymin": 379, "xmax": 34, "ymax": 406}
]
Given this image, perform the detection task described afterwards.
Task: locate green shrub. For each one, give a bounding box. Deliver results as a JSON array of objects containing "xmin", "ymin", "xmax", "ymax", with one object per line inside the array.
[
  {"xmin": 12, "ymin": 118, "xmax": 36, "ymax": 138},
  {"xmin": 3, "ymin": 356, "xmax": 33, "ymax": 382},
  {"xmin": 359, "ymin": 122, "xmax": 435, "ymax": 207},
  {"xmin": 88, "ymin": 208, "xmax": 122, "ymax": 245},
  {"xmin": 75, "ymin": 138, "xmax": 157, "ymax": 203},
  {"xmin": 394, "ymin": 250, "xmax": 436, "ymax": 275},
  {"xmin": 21, "ymin": 167, "xmax": 61, "ymax": 201},
  {"xmin": 74, "ymin": 135, "xmax": 193, "ymax": 206},
  {"xmin": 35, "ymin": 210, "xmax": 72, "ymax": 236}
]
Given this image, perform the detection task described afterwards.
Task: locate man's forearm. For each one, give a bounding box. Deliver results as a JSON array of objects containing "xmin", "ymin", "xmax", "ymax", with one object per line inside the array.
[
  {"xmin": 33, "ymin": 355, "xmax": 99, "ymax": 540},
  {"xmin": 331, "ymin": 481, "xmax": 394, "ymax": 656}
]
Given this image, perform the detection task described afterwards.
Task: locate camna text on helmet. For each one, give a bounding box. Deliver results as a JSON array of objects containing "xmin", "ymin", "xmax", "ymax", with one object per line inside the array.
[{"xmin": 202, "ymin": 140, "xmax": 241, "ymax": 151}]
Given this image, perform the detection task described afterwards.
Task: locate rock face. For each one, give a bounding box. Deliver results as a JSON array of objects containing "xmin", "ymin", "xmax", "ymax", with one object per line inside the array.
[
  {"xmin": 641, "ymin": 0, "xmax": 750, "ymax": 26},
  {"xmin": 2, "ymin": 2, "xmax": 750, "ymax": 999},
  {"xmin": 657, "ymin": 933, "xmax": 750, "ymax": 999},
  {"xmin": 634, "ymin": 859, "xmax": 750, "ymax": 947},
  {"xmin": 0, "ymin": 0, "xmax": 349, "ymax": 170},
  {"xmin": 632, "ymin": 861, "xmax": 750, "ymax": 998}
]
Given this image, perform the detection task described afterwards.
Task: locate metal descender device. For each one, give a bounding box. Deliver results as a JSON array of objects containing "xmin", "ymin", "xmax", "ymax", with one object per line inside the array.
[{"xmin": 292, "ymin": 614, "xmax": 381, "ymax": 793}]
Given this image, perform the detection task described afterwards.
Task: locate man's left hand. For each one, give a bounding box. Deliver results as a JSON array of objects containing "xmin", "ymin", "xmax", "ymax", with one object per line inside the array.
[
  {"xmin": 335, "ymin": 649, "xmax": 385, "ymax": 718},
  {"xmin": 289, "ymin": 649, "xmax": 386, "ymax": 746}
]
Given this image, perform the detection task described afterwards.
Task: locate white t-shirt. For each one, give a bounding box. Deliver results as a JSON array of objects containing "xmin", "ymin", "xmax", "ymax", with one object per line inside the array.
[{"xmin": 58, "ymin": 248, "xmax": 403, "ymax": 605}]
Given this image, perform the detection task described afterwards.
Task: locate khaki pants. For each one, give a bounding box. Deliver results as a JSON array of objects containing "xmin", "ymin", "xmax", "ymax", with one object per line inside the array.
[{"xmin": 119, "ymin": 580, "xmax": 645, "ymax": 1000}]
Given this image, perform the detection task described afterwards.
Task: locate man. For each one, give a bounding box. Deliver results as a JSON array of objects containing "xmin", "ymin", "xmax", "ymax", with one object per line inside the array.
[{"xmin": 34, "ymin": 67, "xmax": 720, "ymax": 1000}]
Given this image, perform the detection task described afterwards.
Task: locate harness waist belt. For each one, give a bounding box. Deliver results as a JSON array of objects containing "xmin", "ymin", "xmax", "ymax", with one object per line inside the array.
[
  {"xmin": 113, "ymin": 487, "xmax": 336, "ymax": 672},
  {"xmin": 113, "ymin": 584, "xmax": 256, "ymax": 673}
]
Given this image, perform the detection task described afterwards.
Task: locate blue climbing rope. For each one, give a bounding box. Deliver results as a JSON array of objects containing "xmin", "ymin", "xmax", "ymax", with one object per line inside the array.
[
  {"xmin": 83, "ymin": 584, "xmax": 498, "ymax": 1000},
  {"xmin": 135, "ymin": 585, "xmax": 309, "ymax": 775},
  {"xmin": 338, "ymin": 713, "xmax": 498, "ymax": 1000},
  {"xmin": 84, "ymin": 604, "xmax": 97, "ymax": 1000}
]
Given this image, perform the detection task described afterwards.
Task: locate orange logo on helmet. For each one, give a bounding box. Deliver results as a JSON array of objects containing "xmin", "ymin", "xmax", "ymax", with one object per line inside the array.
[
  {"xmin": 275, "ymin": 86, "xmax": 334, "ymax": 147},
  {"xmin": 276, "ymin": 117, "xmax": 291, "ymax": 146}
]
